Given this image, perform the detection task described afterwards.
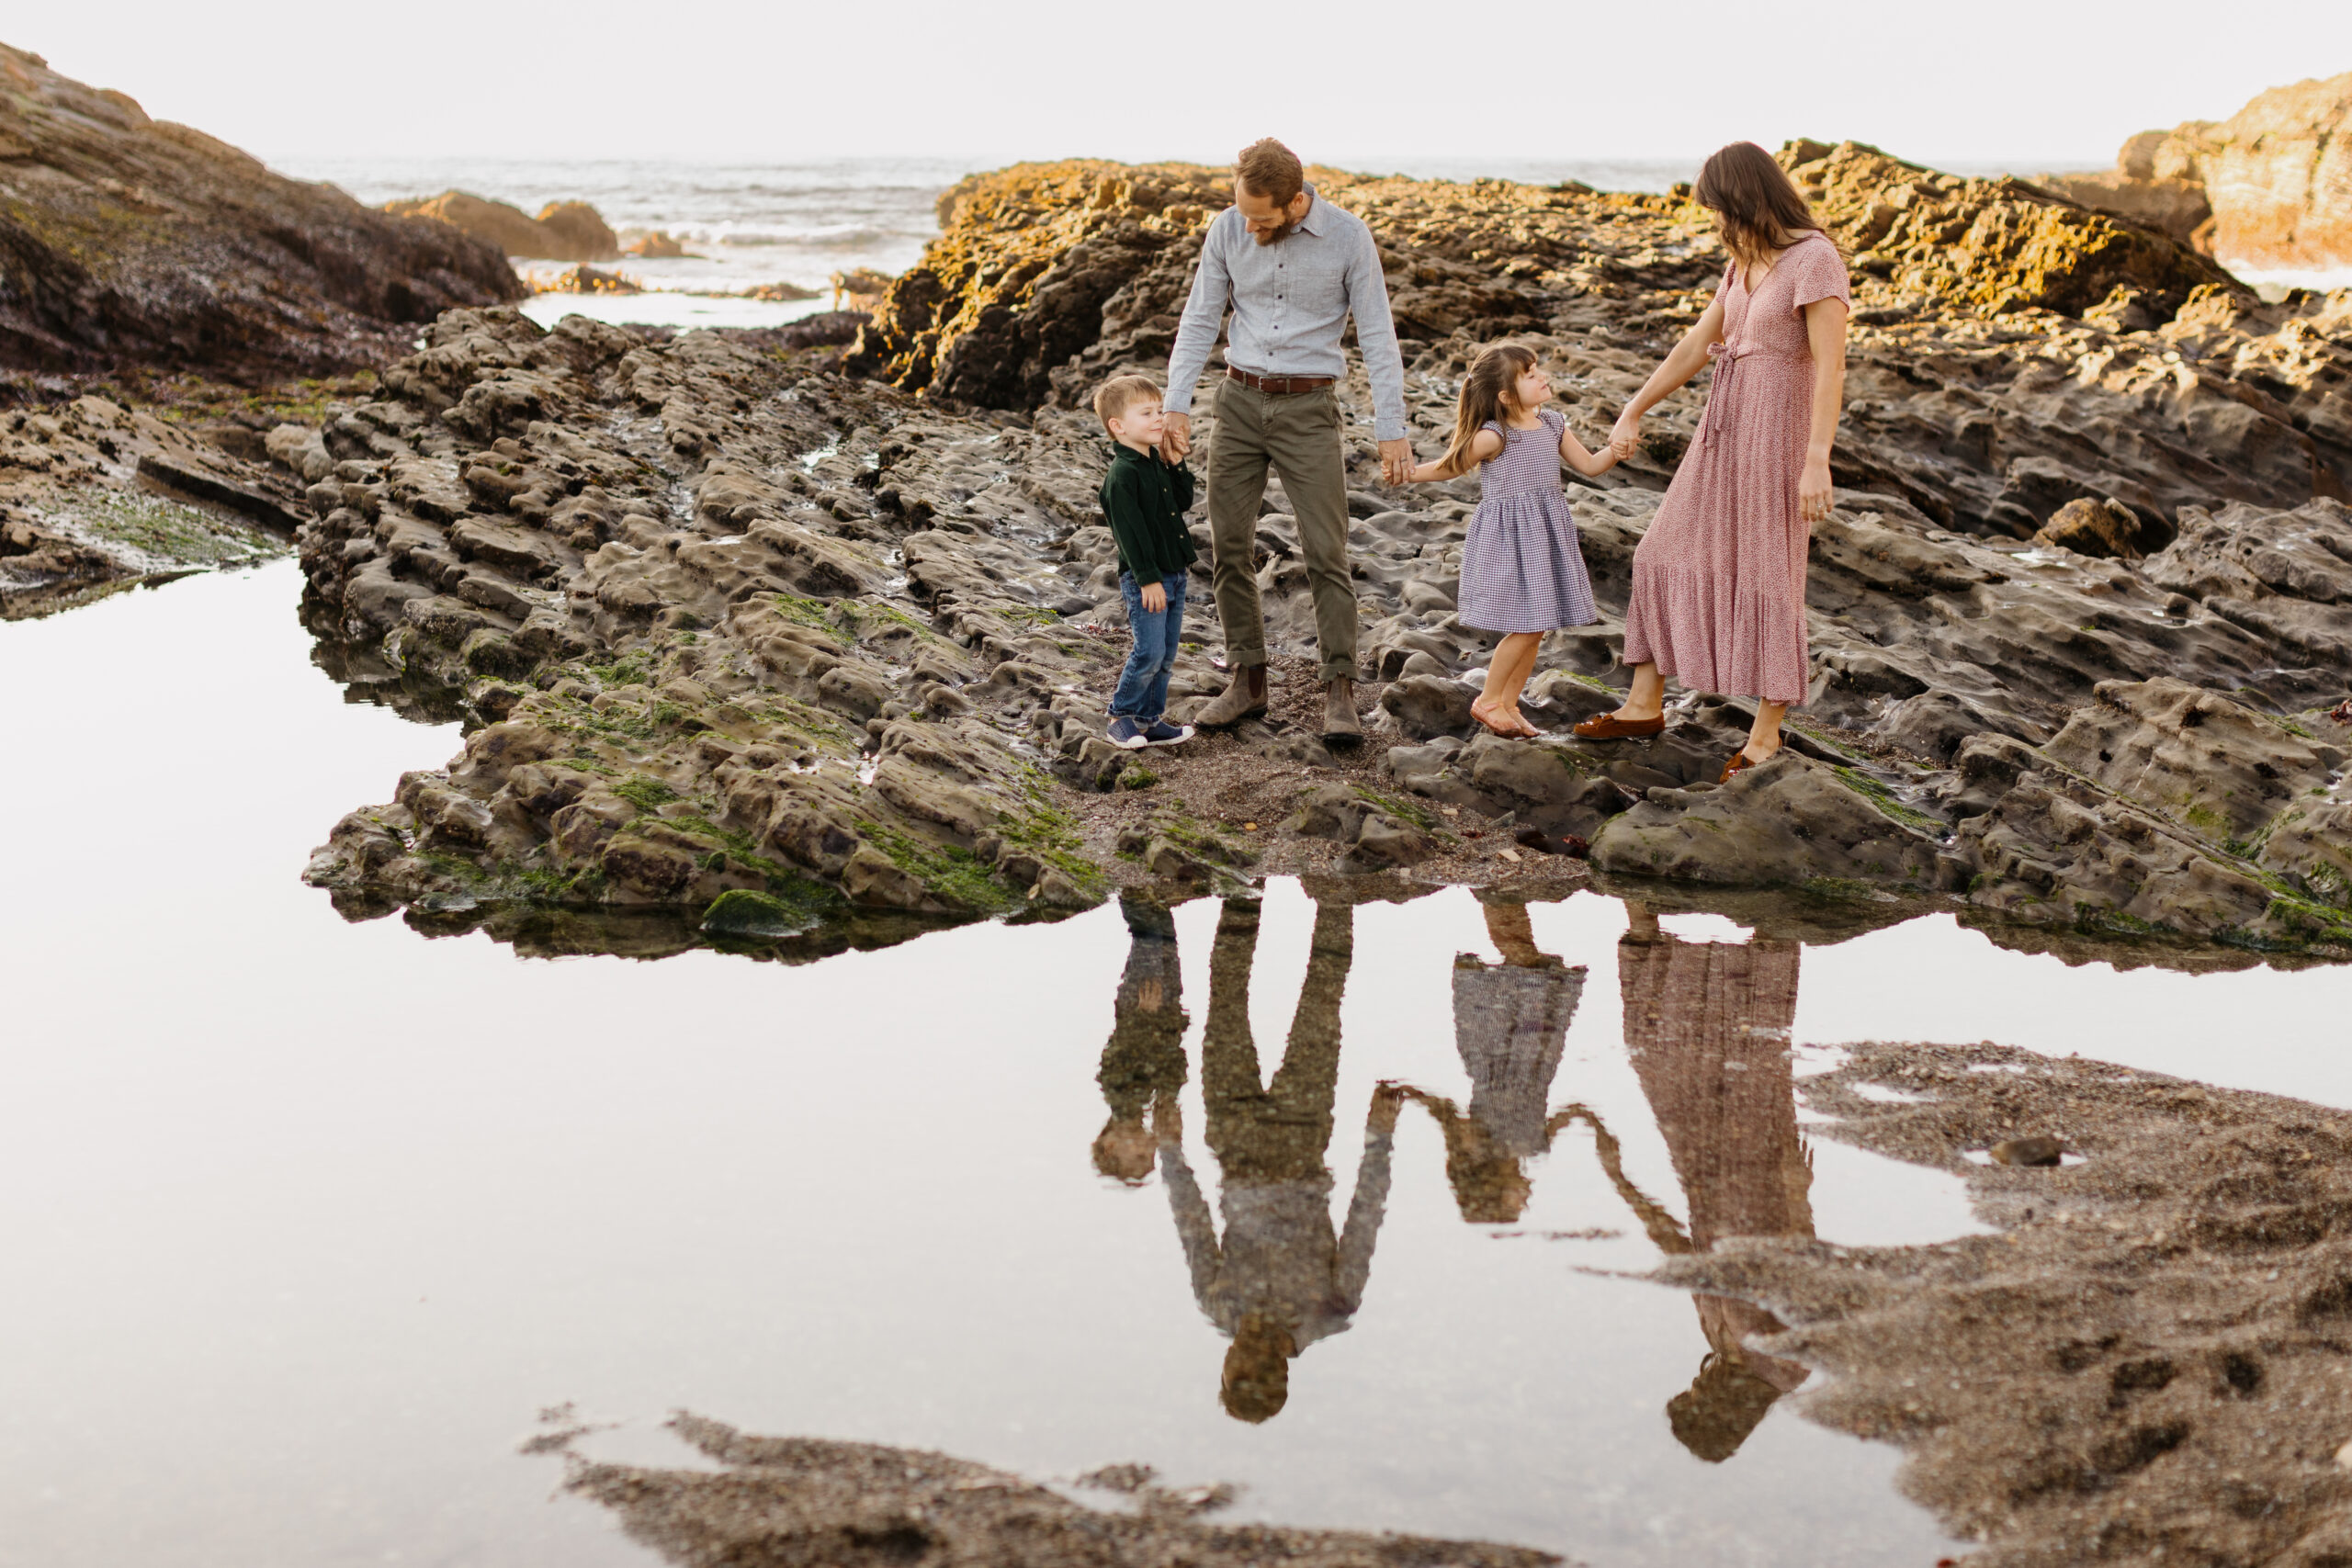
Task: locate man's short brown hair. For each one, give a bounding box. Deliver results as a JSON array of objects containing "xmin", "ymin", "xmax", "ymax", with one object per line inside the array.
[
  {"xmin": 1236, "ymin": 138, "xmax": 1304, "ymax": 206},
  {"xmin": 1091, "ymin": 374, "xmax": 1161, "ymax": 432}
]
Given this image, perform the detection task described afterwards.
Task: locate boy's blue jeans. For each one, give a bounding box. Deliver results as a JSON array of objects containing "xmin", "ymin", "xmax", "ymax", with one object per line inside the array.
[{"xmin": 1111, "ymin": 571, "xmax": 1187, "ymax": 721}]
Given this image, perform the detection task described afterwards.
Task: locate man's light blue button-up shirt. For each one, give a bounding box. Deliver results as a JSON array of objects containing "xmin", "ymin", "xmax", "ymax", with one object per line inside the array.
[{"xmin": 1163, "ymin": 188, "xmax": 1409, "ymax": 442}]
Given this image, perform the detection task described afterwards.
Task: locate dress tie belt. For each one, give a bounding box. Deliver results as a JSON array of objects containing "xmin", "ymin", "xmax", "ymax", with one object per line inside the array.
[{"xmin": 1693, "ymin": 343, "xmax": 1801, "ymax": 451}]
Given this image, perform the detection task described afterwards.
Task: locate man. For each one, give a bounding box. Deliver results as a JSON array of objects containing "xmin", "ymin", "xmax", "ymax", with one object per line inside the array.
[{"xmin": 1161, "ymin": 139, "xmax": 1411, "ymax": 742}]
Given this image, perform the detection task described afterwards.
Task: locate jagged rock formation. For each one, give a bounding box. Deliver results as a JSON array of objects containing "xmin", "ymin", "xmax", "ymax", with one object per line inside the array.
[
  {"xmin": 1666, "ymin": 1039, "xmax": 2352, "ymax": 1567},
  {"xmin": 859, "ymin": 147, "xmax": 2350, "ymax": 541},
  {"xmin": 280, "ymin": 151, "xmax": 2352, "ymax": 959},
  {"xmin": 2041, "ymin": 72, "xmax": 2352, "ymax": 274},
  {"xmin": 0, "ymin": 43, "xmax": 521, "ymax": 378},
  {"xmin": 382, "ymin": 190, "xmax": 621, "ymax": 262},
  {"xmin": 551, "ymin": 1411, "xmax": 1563, "ymax": 1568},
  {"xmin": 293, "ymin": 308, "xmax": 1136, "ymax": 931},
  {"xmin": 851, "ymin": 162, "xmax": 1233, "ymax": 408}
]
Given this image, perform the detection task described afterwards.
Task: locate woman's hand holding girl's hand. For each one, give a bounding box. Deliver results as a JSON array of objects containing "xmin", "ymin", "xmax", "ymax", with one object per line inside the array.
[
  {"xmin": 1609, "ymin": 410, "xmax": 1643, "ymax": 462},
  {"xmin": 1799, "ymin": 454, "xmax": 1833, "ymax": 524}
]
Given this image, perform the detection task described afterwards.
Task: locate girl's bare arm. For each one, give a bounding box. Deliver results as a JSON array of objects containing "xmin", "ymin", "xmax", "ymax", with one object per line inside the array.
[
  {"xmin": 1799, "ymin": 296, "xmax": 1849, "ymax": 524},
  {"xmin": 1557, "ymin": 424, "xmax": 1620, "ymax": 478},
  {"xmin": 1406, "ymin": 427, "xmax": 1503, "ymax": 483}
]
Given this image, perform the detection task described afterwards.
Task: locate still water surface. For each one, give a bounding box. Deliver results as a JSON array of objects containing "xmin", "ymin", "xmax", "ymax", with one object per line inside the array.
[{"xmin": 4, "ymin": 560, "xmax": 2349, "ymax": 1567}]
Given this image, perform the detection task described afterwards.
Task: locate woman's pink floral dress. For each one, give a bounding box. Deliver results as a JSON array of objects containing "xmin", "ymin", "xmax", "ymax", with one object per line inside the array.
[{"xmin": 1621, "ymin": 231, "xmax": 1849, "ymax": 705}]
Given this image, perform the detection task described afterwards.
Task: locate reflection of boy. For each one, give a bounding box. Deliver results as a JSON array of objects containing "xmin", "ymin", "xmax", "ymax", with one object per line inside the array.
[
  {"xmin": 1156, "ymin": 897, "xmax": 1397, "ymax": 1423},
  {"xmin": 1092, "ymin": 893, "xmax": 1189, "ymax": 1184}
]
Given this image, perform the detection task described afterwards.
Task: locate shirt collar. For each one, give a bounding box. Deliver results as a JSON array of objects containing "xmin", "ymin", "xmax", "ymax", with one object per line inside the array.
[{"xmin": 1293, "ymin": 186, "xmax": 1326, "ymax": 236}]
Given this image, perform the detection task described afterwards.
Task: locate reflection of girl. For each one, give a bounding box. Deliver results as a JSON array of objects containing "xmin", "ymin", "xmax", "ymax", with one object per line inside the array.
[
  {"xmin": 1401, "ymin": 899, "xmax": 1587, "ymax": 1224},
  {"xmin": 1618, "ymin": 905, "xmax": 1815, "ymax": 1462},
  {"xmin": 1091, "ymin": 892, "xmax": 1189, "ymax": 1184}
]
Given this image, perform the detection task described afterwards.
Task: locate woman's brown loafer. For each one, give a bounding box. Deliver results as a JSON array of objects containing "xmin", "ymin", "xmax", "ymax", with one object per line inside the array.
[
  {"xmin": 1571, "ymin": 712, "xmax": 1666, "ymax": 740},
  {"xmin": 1720, "ymin": 750, "xmax": 1757, "ymax": 783}
]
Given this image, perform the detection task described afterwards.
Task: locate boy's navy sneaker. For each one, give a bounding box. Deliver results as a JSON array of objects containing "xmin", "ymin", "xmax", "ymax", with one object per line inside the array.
[
  {"xmin": 1142, "ymin": 720, "xmax": 1194, "ymax": 746},
  {"xmin": 1105, "ymin": 716, "xmax": 1150, "ymax": 750}
]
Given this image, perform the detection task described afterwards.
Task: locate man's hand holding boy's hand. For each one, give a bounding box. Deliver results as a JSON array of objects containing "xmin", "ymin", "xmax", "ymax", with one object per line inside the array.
[
  {"xmin": 1160, "ymin": 412, "xmax": 1192, "ymax": 464},
  {"xmin": 1139, "ymin": 581, "xmax": 1168, "ymax": 614}
]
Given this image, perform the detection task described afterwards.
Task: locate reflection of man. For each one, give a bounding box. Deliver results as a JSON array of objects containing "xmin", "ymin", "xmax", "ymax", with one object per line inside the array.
[
  {"xmin": 1161, "ymin": 138, "xmax": 1412, "ymax": 745},
  {"xmin": 1619, "ymin": 907, "xmax": 1815, "ymax": 1463},
  {"xmin": 1092, "ymin": 892, "xmax": 1189, "ymax": 1184},
  {"xmin": 1157, "ymin": 897, "xmax": 1396, "ymax": 1422}
]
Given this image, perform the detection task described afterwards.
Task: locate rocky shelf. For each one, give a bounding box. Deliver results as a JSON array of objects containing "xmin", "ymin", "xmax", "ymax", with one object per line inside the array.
[{"xmin": 2, "ymin": 137, "xmax": 2336, "ymax": 963}]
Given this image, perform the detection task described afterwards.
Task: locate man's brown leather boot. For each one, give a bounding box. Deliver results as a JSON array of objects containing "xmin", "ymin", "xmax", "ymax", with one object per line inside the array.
[
  {"xmin": 1322, "ymin": 677, "xmax": 1363, "ymax": 744},
  {"xmin": 1194, "ymin": 663, "xmax": 1268, "ymax": 728}
]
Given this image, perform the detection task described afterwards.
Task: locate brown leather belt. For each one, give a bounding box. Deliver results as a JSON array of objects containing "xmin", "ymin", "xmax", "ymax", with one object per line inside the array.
[{"xmin": 1226, "ymin": 367, "xmax": 1333, "ymax": 395}]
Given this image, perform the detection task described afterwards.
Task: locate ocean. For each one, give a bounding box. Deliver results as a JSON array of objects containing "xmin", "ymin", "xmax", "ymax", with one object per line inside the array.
[
  {"xmin": 268, "ymin": 154, "xmax": 1716, "ymax": 330},
  {"xmin": 273, "ymin": 152, "xmax": 2328, "ymax": 331}
]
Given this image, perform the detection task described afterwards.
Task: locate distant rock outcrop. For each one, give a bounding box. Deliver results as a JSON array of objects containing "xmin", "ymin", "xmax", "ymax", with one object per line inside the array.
[
  {"xmin": 382, "ymin": 191, "xmax": 622, "ymax": 262},
  {"xmin": 2040, "ymin": 72, "xmax": 2352, "ymax": 273},
  {"xmin": 0, "ymin": 43, "xmax": 522, "ymax": 378}
]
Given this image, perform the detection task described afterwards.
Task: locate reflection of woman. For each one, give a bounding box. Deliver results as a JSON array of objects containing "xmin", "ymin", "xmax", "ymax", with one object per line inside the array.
[
  {"xmin": 1092, "ymin": 892, "xmax": 1189, "ymax": 1184},
  {"xmin": 1619, "ymin": 906, "xmax": 1814, "ymax": 1462},
  {"xmin": 1402, "ymin": 898, "xmax": 1587, "ymax": 1224}
]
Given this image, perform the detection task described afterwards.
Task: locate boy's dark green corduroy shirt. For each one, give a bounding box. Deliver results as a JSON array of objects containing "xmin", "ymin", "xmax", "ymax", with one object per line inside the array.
[{"xmin": 1099, "ymin": 442, "xmax": 1199, "ymax": 581}]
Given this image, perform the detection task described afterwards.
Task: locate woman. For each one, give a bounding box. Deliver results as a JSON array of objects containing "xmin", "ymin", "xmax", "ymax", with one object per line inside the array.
[{"xmin": 1575, "ymin": 142, "xmax": 1850, "ymax": 780}]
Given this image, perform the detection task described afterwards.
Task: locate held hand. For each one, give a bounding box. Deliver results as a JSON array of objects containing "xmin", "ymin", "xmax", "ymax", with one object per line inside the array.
[
  {"xmin": 1799, "ymin": 455, "xmax": 1833, "ymax": 524},
  {"xmin": 1139, "ymin": 581, "xmax": 1168, "ymax": 614},
  {"xmin": 1379, "ymin": 437, "xmax": 1414, "ymax": 486},
  {"xmin": 1161, "ymin": 412, "xmax": 1192, "ymax": 464},
  {"xmin": 1609, "ymin": 411, "xmax": 1643, "ymax": 463}
]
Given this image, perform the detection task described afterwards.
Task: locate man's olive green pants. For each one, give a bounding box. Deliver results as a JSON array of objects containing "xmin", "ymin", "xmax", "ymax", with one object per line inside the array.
[{"xmin": 1206, "ymin": 378, "xmax": 1357, "ymax": 682}]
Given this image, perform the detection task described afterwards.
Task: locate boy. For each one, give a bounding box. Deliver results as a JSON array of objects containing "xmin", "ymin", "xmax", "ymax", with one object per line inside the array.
[{"xmin": 1093, "ymin": 375, "xmax": 1200, "ymax": 749}]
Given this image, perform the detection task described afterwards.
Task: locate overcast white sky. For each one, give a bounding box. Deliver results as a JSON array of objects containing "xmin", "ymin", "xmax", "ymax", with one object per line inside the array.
[{"xmin": 18, "ymin": 1, "xmax": 2350, "ymax": 170}]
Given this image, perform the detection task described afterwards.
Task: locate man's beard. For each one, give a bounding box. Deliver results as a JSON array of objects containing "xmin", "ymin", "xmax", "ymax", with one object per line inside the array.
[{"xmin": 1251, "ymin": 220, "xmax": 1295, "ymax": 246}]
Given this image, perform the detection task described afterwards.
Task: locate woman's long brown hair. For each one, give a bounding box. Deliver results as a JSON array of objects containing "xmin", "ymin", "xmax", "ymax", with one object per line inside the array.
[
  {"xmin": 1692, "ymin": 141, "xmax": 1827, "ymax": 268},
  {"xmin": 1439, "ymin": 342, "xmax": 1536, "ymax": 475}
]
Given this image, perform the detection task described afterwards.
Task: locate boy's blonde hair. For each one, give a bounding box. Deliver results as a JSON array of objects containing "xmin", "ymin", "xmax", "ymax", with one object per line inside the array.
[{"xmin": 1092, "ymin": 374, "xmax": 1162, "ymax": 433}]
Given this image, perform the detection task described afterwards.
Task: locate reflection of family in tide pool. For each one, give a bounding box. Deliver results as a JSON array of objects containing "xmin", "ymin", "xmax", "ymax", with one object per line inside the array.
[{"xmin": 1092, "ymin": 890, "xmax": 1814, "ymax": 1457}]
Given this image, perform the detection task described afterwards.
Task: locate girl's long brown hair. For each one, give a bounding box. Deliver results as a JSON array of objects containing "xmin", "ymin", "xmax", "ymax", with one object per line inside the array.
[
  {"xmin": 1693, "ymin": 141, "xmax": 1827, "ymax": 267},
  {"xmin": 1440, "ymin": 342, "xmax": 1536, "ymax": 475}
]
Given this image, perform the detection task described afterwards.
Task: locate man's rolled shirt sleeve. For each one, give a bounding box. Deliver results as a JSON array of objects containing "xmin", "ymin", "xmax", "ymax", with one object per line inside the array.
[
  {"xmin": 1346, "ymin": 226, "xmax": 1409, "ymax": 441},
  {"xmin": 1163, "ymin": 218, "xmax": 1233, "ymax": 419}
]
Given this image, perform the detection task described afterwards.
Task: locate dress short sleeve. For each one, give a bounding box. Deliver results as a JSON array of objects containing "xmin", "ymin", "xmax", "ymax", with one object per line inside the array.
[
  {"xmin": 1786, "ymin": 234, "xmax": 1850, "ymax": 315},
  {"xmin": 1541, "ymin": 407, "xmax": 1566, "ymax": 436}
]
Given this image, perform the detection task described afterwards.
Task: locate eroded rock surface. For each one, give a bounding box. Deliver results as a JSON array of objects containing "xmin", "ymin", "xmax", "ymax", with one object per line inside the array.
[
  {"xmin": 1668, "ymin": 1039, "xmax": 2352, "ymax": 1567},
  {"xmin": 0, "ymin": 393, "xmax": 300, "ymax": 615},
  {"xmin": 552, "ymin": 1411, "xmax": 1565, "ymax": 1568},
  {"xmin": 0, "ymin": 43, "xmax": 521, "ymax": 379}
]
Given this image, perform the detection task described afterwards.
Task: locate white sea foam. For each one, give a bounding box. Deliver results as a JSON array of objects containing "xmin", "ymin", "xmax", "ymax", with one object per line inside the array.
[{"xmin": 2223, "ymin": 261, "xmax": 2352, "ymax": 300}]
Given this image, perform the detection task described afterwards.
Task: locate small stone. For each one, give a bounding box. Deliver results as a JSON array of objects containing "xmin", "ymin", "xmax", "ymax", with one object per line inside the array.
[
  {"xmin": 1992, "ymin": 1137, "xmax": 2064, "ymax": 1168},
  {"xmin": 2335, "ymin": 1439, "xmax": 2352, "ymax": 1472}
]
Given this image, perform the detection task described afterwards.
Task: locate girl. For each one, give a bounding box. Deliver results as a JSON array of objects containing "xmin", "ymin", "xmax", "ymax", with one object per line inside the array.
[
  {"xmin": 1404, "ymin": 344, "xmax": 1617, "ymax": 739},
  {"xmin": 1580, "ymin": 141, "xmax": 1850, "ymax": 781}
]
